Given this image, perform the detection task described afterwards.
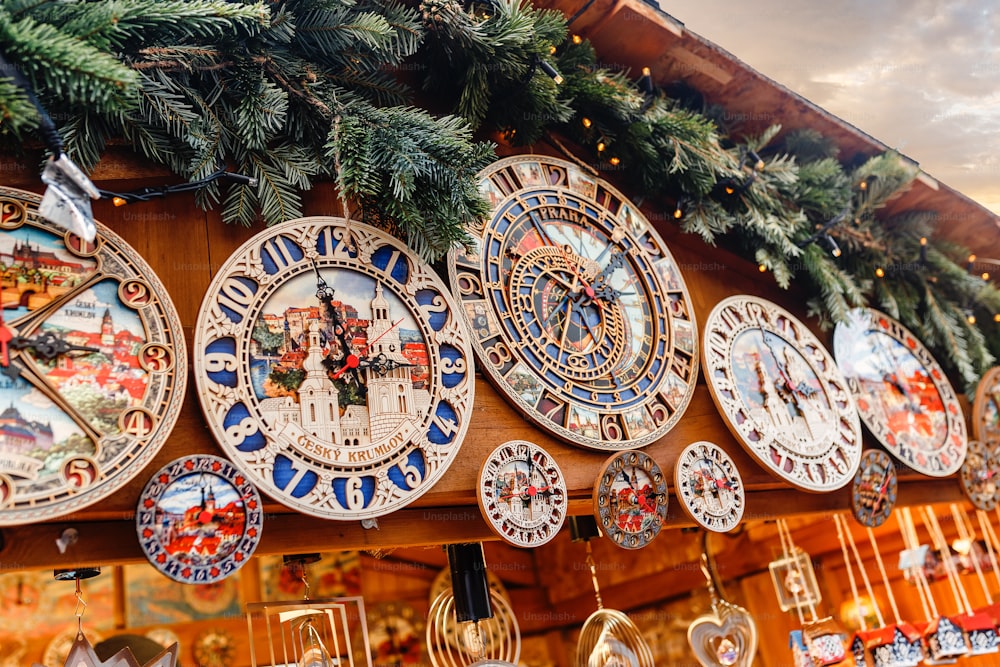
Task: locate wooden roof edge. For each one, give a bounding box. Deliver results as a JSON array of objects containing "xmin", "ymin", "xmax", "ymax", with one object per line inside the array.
[{"xmin": 551, "ymin": 0, "xmax": 1000, "ymax": 253}]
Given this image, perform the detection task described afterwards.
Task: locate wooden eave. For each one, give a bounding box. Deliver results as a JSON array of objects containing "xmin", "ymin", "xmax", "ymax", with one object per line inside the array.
[{"xmin": 535, "ymin": 0, "xmax": 1000, "ymax": 255}]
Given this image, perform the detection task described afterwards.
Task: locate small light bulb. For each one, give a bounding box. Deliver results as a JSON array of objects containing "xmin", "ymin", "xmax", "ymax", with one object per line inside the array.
[
  {"xmin": 875, "ymin": 267, "xmax": 885, "ymax": 278},
  {"xmin": 969, "ymin": 254, "xmax": 977, "ymax": 263},
  {"xmin": 673, "ymin": 207, "xmax": 683, "ymax": 220},
  {"xmin": 642, "ymin": 66, "xmax": 651, "ymax": 77},
  {"xmin": 724, "ymin": 184, "xmax": 735, "ymax": 195},
  {"xmin": 859, "ymin": 179, "xmax": 868, "ymax": 191},
  {"xmin": 758, "ymin": 263, "xmax": 767, "ymax": 273},
  {"xmin": 549, "ymin": 45, "xmax": 557, "ymax": 55},
  {"xmin": 572, "ymin": 34, "xmax": 582, "ymax": 44},
  {"xmin": 994, "ymin": 313, "xmax": 1000, "ymax": 323},
  {"xmin": 581, "ymin": 117, "xmax": 592, "ymax": 128},
  {"xmin": 967, "ymin": 313, "xmax": 977, "ymax": 325},
  {"xmin": 920, "ymin": 237, "xmax": 928, "ymax": 246},
  {"xmin": 597, "ymin": 141, "xmax": 606, "ymax": 153},
  {"xmin": 609, "ymin": 156, "xmax": 620, "ymax": 166},
  {"xmin": 832, "ymin": 247, "xmax": 842, "ymax": 258},
  {"xmin": 112, "ymin": 196, "xmax": 127, "ymax": 207},
  {"xmin": 983, "ymin": 272, "xmax": 990, "ymax": 281}
]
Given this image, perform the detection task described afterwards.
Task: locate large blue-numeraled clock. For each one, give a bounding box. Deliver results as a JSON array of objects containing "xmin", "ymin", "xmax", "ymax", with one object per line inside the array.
[{"xmin": 193, "ymin": 218, "xmax": 475, "ymax": 520}]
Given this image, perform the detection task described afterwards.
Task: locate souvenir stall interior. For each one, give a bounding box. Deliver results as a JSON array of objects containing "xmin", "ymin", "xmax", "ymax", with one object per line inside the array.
[{"xmin": 0, "ymin": 1, "xmax": 999, "ymax": 666}]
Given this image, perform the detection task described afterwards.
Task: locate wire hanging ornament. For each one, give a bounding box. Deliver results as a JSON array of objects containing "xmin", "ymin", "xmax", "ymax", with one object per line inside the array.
[
  {"xmin": 574, "ymin": 528, "xmax": 655, "ymax": 667},
  {"xmin": 245, "ymin": 555, "xmax": 371, "ymax": 667},
  {"xmin": 686, "ymin": 532, "xmax": 758, "ymax": 667},
  {"xmin": 426, "ymin": 543, "xmax": 520, "ymax": 667},
  {"xmin": 34, "ymin": 568, "xmax": 179, "ymax": 667}
]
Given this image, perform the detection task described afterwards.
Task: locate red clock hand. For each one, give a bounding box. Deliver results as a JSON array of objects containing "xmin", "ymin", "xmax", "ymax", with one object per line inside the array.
[
  {"xmin": 0, "ymin": 284, "xmax": 9, "ymax": 366},
  {"xmin": 331, "ymin": 317, "xmax": 404, "ymax": 380}
]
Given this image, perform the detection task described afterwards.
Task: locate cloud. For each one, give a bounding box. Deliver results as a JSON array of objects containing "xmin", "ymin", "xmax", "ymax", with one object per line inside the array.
[{"xmin": 662, "ymin": 0, "xmax": 1000, "ymax": 214}]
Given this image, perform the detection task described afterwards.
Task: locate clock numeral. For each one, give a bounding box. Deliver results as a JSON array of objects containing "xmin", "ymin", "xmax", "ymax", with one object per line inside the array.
[
  {"xmin": 225, "ymin": 416, "xmax": 261, "ymax": 447},
  {"xmin": 61, "ymin": 456, "xmax": 97, "ymax": 490},
  {"xmin": 259, "ymin": 235, "xmax": 303, "ymax": 275},
  {"xmin": 217, "ymin": 276, "xmax": 258, "ymax": 323},
  {"xmin": 121, "ymin": 408, "xmax": 156, "ymax": 439},
  {"xmin": 399, "ymin": 460, "xmax": 423, "ymax": 490},
  {"xmin": 203, "ymin": 350, "xmax": 238, "ymax": 373},
  {"xmin": 140, "ymin": 343, "xmax": 174, "ymax": 373},
  {"xmin": 119, "ymin": 279, "xmax": 152, "ymax": 308},
  {"xmin": 345, "ymin": 476, "xmax": 367, "ymax": 510},
  {"xmin": 670, "ymin": 352, "xmax": 693, "ymax": 382}
]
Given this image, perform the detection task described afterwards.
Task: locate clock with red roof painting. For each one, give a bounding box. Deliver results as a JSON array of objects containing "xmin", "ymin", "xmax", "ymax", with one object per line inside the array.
[
  {"xmin": 593, "ymin": 449, "xmax": 668, "ymax": 548},
  {"xmin": 833, "ymin": 307, "xmax": 967, "ymax": 477},
  {"xmin": 193, "ymin": 217, "xmax": 475, "ymax": 521},
  {"xmin": 0, "ymin": 186, "xmax": 186, "ymax": 526},
  {"xmin": 972, "ymin": 366, "xmax": 1000, "ymax": 444}
]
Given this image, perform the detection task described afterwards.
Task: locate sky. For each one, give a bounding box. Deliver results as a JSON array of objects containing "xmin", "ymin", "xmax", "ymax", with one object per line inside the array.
[{"xmin": 660, "ymin": 1, "xmax": 1000, "ymax": 216}]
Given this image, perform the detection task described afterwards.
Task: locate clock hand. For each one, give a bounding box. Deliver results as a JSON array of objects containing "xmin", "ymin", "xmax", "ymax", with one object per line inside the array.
[
  {"xmin": 330, "ymin": 318, "xmax": 405, "ymax": 380},
  {"xmin": 312, "ymin": 259, "xmax": 362, "ymax": 385},
  {"xmin": 11, "ymin": 331, "xmax": 100, "ymax": 361}
]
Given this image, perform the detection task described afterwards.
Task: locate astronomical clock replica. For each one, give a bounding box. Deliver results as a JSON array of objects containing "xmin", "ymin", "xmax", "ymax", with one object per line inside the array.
[
  {"xmin": 0, "ymin": 187, "xmax": 186, "ymax": 526},
  {"xmin": 193, "ymin": 217, "xmax": 475, "ymax": 520},
  {"xmin": 448, "ymin": 155, "xmax": 698, "ymax": 450}
]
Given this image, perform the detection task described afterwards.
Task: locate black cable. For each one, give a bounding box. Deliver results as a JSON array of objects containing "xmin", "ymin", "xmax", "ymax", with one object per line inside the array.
[{"xmin": 0, "ymin": 47, "xmax": 62, "ymax": 156}]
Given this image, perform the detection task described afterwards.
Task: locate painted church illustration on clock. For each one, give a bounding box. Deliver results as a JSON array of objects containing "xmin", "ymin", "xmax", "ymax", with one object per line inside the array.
[{"xmin": 255, "ymin": 281, "xmax": 430, "ymax": 449}]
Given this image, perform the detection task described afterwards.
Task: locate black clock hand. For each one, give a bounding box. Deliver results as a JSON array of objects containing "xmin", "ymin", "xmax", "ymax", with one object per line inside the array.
[
  {"xmin": 11, "ymin": 331, "xmax": 99, "ymax": 361},
  {"xmin": 312, "ymin": 259, "xmax": 363, "ymax": 385}
]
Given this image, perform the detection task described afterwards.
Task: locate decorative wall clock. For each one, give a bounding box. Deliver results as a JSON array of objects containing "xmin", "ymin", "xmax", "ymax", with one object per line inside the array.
[
  {"xmin": 594, "ymin": 450, "xmax": 668, "ymax": 548},
  {"xmin": 0, "ymin": 186, "xmax": 186, "ymax": 526},
  {"xmin": 959, "ymin": 440, "xmax": 1000, "ymax": 511},
  {"xmin": 448, "ymin": 155, "xmax": 698, "ymax": 450},
  {"xmin": 833, "ymin": 307, "xmax": 967, "ymax": 477},
  {"xmin": 136, "ymin": 455, "xmax": 263, "ymax": 584},
  {"xmin": 674, "ymin": 441, "xmax": 745, "ymax": 533},
  {"xmin": 973, "ymin": 366, "xmax": 1000, "ymax": 443},
  {"xmin": 478, "ymin": 440, "xmax": 567, "ymax": 547},
  {"xmin": 193, "ymin": 217, "xmax": 475, "ymax": 520},
  {"xmin": 850, "ymin": 449, "xmax": 897, "ymax": 528},
  {"xmin": 702, "ymin": 295, "xmax": 863, "ymax": 492}
]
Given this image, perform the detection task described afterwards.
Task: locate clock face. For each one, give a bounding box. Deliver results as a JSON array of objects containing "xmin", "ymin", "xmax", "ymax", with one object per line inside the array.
[
  {"xmin": 448, "ymin": 155, "xmax": 698, "ymax": 450},
  {"xmin": 136, "ymin": 455, "xmax": 263, "ymax": 584},
  {"xmin": 478, "ymin": 440, "xmax": 567, "ymax": 547},
  {"xmin": 833, "ymin": 307, "xmax": 967, "ymax": 477},
  {"xmin": 973, "ymin": 366, "xmax": 1000, "ymax": 444},
  {"xmin": 959, "ymin": 440, "xmax": 1000, "ymax": 511},
  {"xmin": 850, "ymin": 449, "xmax": 897, "ymax": 527},
  {"xmin": 0, "ymin": 187, "xmax": 186, "ymax": 526},
  {"xmin": 674, "ymin": 441, "xmax": 745, "ymax": 532},
  {"xmin": 702, "ymin": 295, "xmax": 863, "ymax": 492},
  {"xmin": 193, "ymin": 218, "xmax": 475, "ymax": 520},
  {"xmin": 366, "ymin": 601, "xmax": 426, "ymax": 666},
  {"xmin": 594, "ymin": 450, "xmax": 668, "ymax": 548}
]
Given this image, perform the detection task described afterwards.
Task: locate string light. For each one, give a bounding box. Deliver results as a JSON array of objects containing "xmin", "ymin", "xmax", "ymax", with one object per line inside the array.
[
  {"xmin": 596, "ymin": 141, "xmax": 606, "ymax": 153},
  {"xmin": 821, "ymin": 234, "xmax": 842, "ymax": 258},
  {"xmin": 919, "ymin": 237, "xmax": 928, "ymax": 264},
  {"xmin": 758, "ymin": 263, "xmax": 768, "ymax": 273},
  {"xmin": 581, "ymin": 117, "xmax": 592, "ymax": 128},
  {"xmin": 538, "ymin": 58, "xmax": 563, "ymax": 84},
  {"xmin": 638, "ymin": 66, "xmax": 654, "ymax": 95},
  {"xmin": 100, "ymin": 169, "xmax": 257, "ymax": 206},
  {"xmin": 983, "ymin": 272, "xmax": 991, "ymax": 281},
  {"xmin": 572, "ymin": 34, "xmax": 582, "ymax": 44},
  {"xmin": 967, "ymin": 254, "xmax": 977, "ymax": 273},
  {"xmin": 966, "ymin": 311, "xmax": 977, "ymax": 325},
  {"xmin": 875, "ymin": 267, "xmax": 885, "ymax": 279},
  {"xmin": 609, "ymin": 156, "xmax": 620, "ymax": 166},
  {"xmin": 995, "ymin": 314, "xmax": 1000, "ymax": 323}
]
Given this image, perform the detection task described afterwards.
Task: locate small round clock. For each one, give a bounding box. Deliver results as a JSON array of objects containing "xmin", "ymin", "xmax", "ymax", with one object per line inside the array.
[
  {"xmin": 0, "ymin": 186, "xmax": 186, "ymax": 526},
  {"xmin": 448, "ymin": 155, "xmax": 698, "ymax": 450},
  {"xmin": 478, "ymin": 440, "xmax": 567, "ymax": 547},
  {"xmin": 674, "ymin": 441, "xmax": 745, "ymax": 532},
  {"xmin": 833, "ymin": 307, "xmax": 967, "ymax": 477},
  {"xmin": 850, "ymin": 449, "xmax": 897, "ymax": 527},
  {"xmin": 973, "ymin": 366, "xmax": 1000, "ymax": 444},
  {"xmin": 959, "ymin": 440, "xmax": 1000, "ymax": 511},
  {"xmin": 136, "ymin": 454, "xmax": 263, "ymax": 584},
  {"xmin": 702, "ymin": 295, "xmax": 863, "ymax": 492},
  {"xmin": 593, "ymin": 450, "xmax": 668, "ymax": 548},
  {"xmin": 193, "ymin": 217, "xmax": 475, "ymax": 520}
]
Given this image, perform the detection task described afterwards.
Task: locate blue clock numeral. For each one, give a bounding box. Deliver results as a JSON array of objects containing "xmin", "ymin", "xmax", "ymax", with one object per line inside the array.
[{"xmin": 273, "ymin": 454, "xmax": 319, "ymax": 498}]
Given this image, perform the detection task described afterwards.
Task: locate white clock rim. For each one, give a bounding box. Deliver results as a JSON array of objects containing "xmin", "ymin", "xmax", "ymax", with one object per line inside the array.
[
  {"xmin": 833, "ymin": 306, "xmax": 967, "ymax": 478},
  {"xmin": 674, "ymin": 440, "xmax": 746, "ymax": 532},
  {"xmin": 701, "ymin": 295, "xmax": 863, "ymax": 493},
  {"xmin": 0, "ymin": 186, "xmax": 188, "ymax": 526},
  {"xmin": 192, "ymin": 216, "xmax": 475, "ymax": 520}
]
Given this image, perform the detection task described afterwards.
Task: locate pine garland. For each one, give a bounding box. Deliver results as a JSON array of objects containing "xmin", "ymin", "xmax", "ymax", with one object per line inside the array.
[{"xmin": 0, "ymin": 0, "xmax": 997, "ymax": 388}]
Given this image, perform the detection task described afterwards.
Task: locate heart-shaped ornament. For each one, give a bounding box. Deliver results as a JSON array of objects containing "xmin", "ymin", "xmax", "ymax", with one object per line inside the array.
[{"xmin": 687, "ymin": 599, "xmax": 759, "ymax": 667}]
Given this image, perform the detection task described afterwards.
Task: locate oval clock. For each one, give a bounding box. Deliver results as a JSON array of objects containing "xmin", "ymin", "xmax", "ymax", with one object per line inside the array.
[
  {"xmin": 448, "ymin": 155, "xmax": 698, "ymax": 450},
  {"xmin": 593, "ymin": 450, "xmax": 668, "ymax": 548},
  {"xmin": 136, "ymin": 454, "xmax": 263, "ymax": 583},
  {"xmin": 478, "ymin": 440, "xmax": 567, "ymax": 547},
  {"xmin": 850, "ymin": 449, "xmax": 897, "ymax": 528},
  {"xmin": 193, "ymin": 218, "xmax": 475, "ymax": 520},
  {"xmin": 702, "ymin": 295, "xmax": 862, "ymax": 492},
  {"xmin": 0, "ymin": 186, "xmax": 186, "ymax": 526},
  {"xmin": 959, "ymin": 440, "xmax": 1000, "ymax": 511},
  {"xmin": 973, "ymin": 366, "xmax": 1000, "ymax": 444},
  {"xmin": 833, "ymin": 307, "xmax": 967, "ymax": 477}
]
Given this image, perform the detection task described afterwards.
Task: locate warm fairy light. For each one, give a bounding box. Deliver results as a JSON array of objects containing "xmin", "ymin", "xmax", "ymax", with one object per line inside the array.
[
  {"xmin": 572, "ymin": 34, "xmax": 582, "ymax": 44},
  {"xmin": 969, "ymin": 254, "xmax": 977, "ymax": 263},
  {"xmin": 581, "ymin": 117, "xmax": 592, "ymax": 128},
  {"xmin": 994, "ymin": 314, "xmax": 1000, "ymax": 323},
  {"xmin": 609, "ymin": 156, "xmax": 620, "ymax": 166},
  {"xmin": 859, "ymin": 179, "xmax": 868, "ymax": 190},
  {"xmin": 983, "ymin": 272, "xmax": 991, "ymax": 281},
  {"xmin": 673, "ymin": 207, "xmax": 683, "ymax": 219},
  {"xmin": 549, "ymin": 45, "xmax": 557, "ymax": 55},
  {"xmin": 832, "ymin": 247, "xmax": 842, "ymax": 258},
  {"xmin": 112, "ymin": 196, "xmax": 127, "ymax": 207},
  {"xmin": 642, "ymin": 66, "xmax": 651, "ymax": 77},
  {"xmin": 596, "ymin": 141, "xmax": 606, "ymax": 152},
  {"xmin": 724, "ymin": 184, "xmax": 736, "ymax": 195},
  {"xmin": 920, "ymin": 237, "xmax": 928, "ymax": 246},
  {"xmin": 875, "ymin": 267, "xmax": 885, "ymax": 278},
  {"xmin": 758, "ymin": 263, "xmax": 767, "ymax": 273},
  {"xmin": 967, "ymin": 312, "xmax": 977, "ymax": 325}
]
